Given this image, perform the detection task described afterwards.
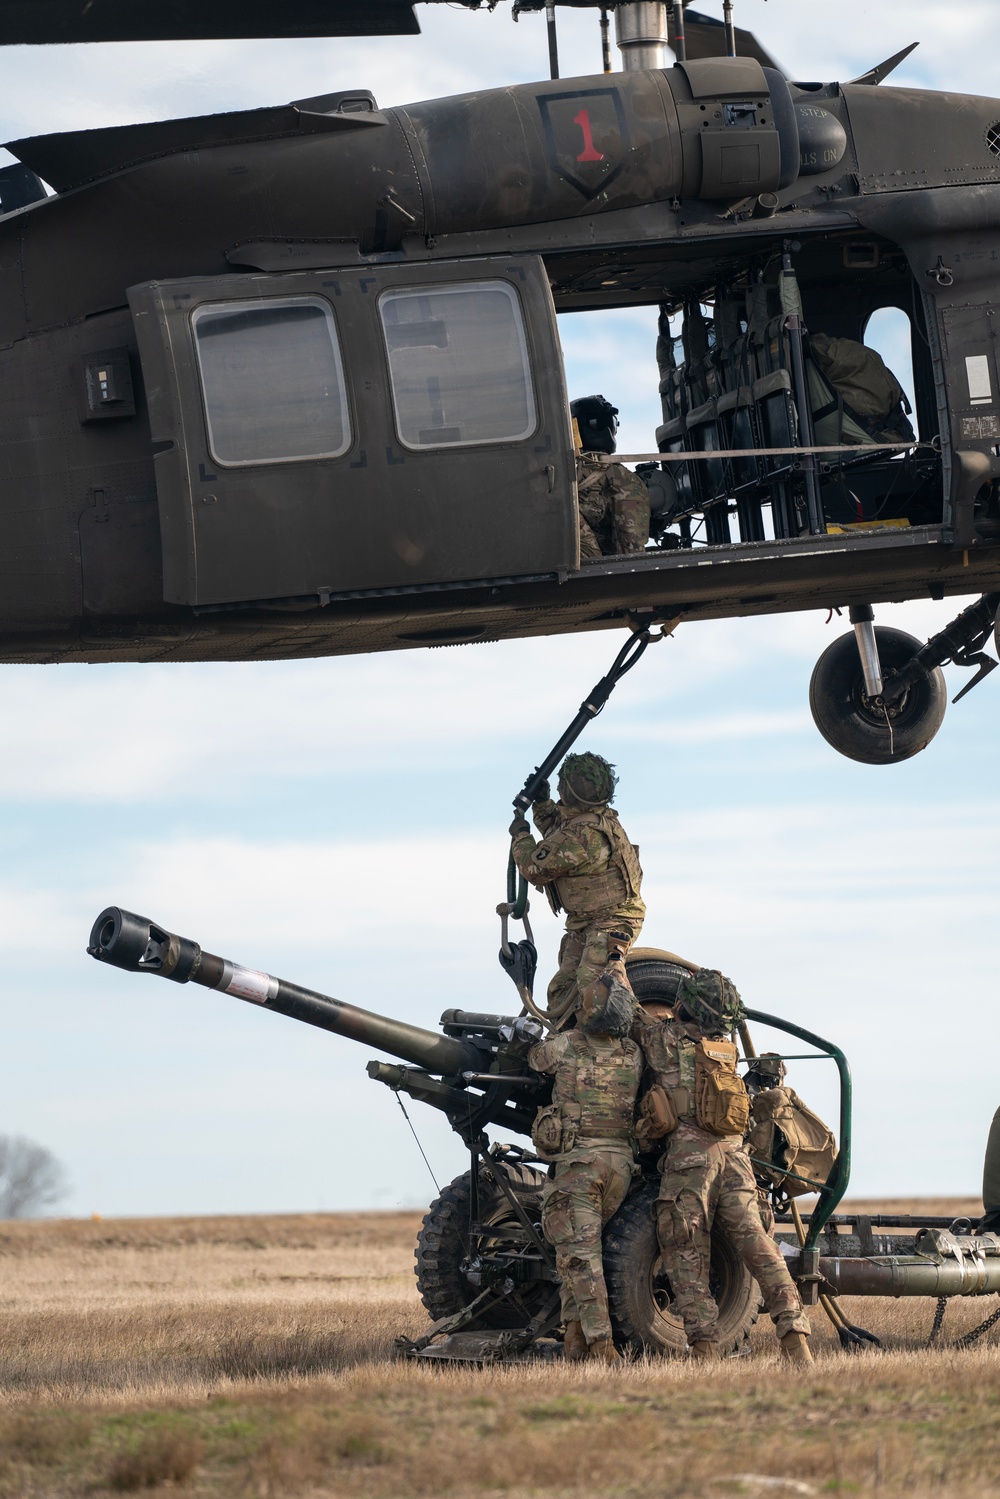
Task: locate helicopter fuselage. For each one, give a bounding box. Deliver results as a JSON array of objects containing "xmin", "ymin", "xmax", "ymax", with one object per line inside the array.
[{"xmin": 2, "ymin": 57, "xmax": 1000, "ymax": 663}]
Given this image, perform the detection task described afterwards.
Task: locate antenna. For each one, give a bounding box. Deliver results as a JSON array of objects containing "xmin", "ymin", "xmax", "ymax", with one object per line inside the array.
[
  {"xmin": 723, "ymin": 0, "xmax": 736, "ymax": 57},
  {"xmin": 599, "ymin": 4, "xmax": 612, "ymax": 72},
  {"xmin": 544, "ymin": 0, "xmax": 560, "ymax": 77}
]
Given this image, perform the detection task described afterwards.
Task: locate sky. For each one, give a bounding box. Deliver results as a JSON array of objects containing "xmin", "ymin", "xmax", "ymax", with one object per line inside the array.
[{"xmin": 1, "ymin": 1, "xmax": 999, "ymax": 1217}]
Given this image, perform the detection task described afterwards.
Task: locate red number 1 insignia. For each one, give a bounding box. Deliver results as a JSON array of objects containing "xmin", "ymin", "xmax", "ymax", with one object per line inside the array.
[{"xmin": 573, "ymin": 109, "xmax": 604, "ymax": 163}]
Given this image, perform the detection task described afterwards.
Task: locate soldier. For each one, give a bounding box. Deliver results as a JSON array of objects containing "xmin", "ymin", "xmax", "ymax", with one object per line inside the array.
[
  {"xmin": 634, "ymin": 969, "xmax": 814, "ymax": 1365},
  {"xmin": 509, "ymin": 752, "xmax": 645, "ymax": 1028},
  {"xmin": 529, "ymin": 967, "xmax": 642, "ymax": 1362},
  {"xmin": 571, "ymin": 394, "xmax": 651, "ymax": 559}
]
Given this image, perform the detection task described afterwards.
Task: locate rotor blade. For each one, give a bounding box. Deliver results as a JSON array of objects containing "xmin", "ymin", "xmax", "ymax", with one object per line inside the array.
[
  {"xmin": 7, "ymin": 95, "xmax": 385, "ymax": 194},
  {"xmin": 846, "ymin": 42, "xmax": 919, "ymax": 87},
  {"xmin": 681, "ymin": 9, "xmax": 783, "ymax": 73},
  {"xmin": 0, "ymin": 0, "xmax": 420, "ymax": 44}
]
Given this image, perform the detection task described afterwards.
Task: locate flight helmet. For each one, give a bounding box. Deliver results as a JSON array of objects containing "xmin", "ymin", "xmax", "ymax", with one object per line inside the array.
[{"xmin": 571, "ymin": 394, "xmax": 619, "ymax": 455}]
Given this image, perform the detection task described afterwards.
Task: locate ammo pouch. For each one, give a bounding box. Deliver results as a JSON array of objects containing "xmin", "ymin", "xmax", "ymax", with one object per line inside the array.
[
  {"xmin": 694, "ymin": 1037, "xmax": 750, "ymax": 1138},
  {"xmin": 531, "ymin": 1101, "xmax": 581, "ymax": 1161},
  {"xmin": 636, "ymin": 1085, "xmax": 678, "ymax": 1151}
]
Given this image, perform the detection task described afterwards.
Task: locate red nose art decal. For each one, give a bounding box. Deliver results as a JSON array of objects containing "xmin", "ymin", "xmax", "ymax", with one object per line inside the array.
[{"xmin": 538, "ymin": 88, "xmax": 629, "ymax": 199}]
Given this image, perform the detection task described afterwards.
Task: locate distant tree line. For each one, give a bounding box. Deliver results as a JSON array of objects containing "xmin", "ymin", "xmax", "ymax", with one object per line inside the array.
[{"xmin": 0, "ymin": 1135, "xmax": 69, "ymax": 1218}]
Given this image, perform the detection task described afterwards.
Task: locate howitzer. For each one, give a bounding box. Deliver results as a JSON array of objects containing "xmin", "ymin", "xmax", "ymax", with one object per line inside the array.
[
  {"xmin": 89, "ymin": 908, "xmax": 1000, "ymax": 1360},
  {"xmin": 88, "ymin": 905, "xmax": 547, "ymax": 1143}
]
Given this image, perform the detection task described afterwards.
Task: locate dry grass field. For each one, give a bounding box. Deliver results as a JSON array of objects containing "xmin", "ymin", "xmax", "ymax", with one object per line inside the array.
[{"xmin": 1, "ymin": 1199, "xmax": 998, "ymax": 1498}]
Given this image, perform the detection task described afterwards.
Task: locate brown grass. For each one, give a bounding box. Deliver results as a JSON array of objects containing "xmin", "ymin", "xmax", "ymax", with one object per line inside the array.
[{"xmin": 0, "ymin": 1201, "xmax": 997, "ymax": 1497}]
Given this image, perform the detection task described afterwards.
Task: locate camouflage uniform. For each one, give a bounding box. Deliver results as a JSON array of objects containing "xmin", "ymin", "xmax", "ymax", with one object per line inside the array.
[
  {"xmin": 530, "ymin": 1025, "xmax": 642, "ymax": 1346},
  {"xmin": 633, "ymin": 1007, "xmax": 810, "ymax": 1347},
  {"xmin": 512, "ymin": 797, "xmax": 644, "ymax": 1026},
  {"xmin": 577, "ymin": 456, "xmax": 651, "ymax": 559}
]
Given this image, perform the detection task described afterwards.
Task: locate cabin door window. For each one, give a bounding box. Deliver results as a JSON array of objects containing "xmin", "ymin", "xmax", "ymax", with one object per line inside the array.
[
  {"xmin": 192, "ymin": 297, "xmax": 350, "ymax": 466},
  {"xmin": 380, "ymin": 282, "xmax": 536, "ymax": 450}
]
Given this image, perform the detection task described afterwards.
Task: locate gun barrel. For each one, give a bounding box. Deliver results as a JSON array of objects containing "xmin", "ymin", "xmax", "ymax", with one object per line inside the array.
[{"xmin": 88, "ymin": 906, "xmax": 471, "ymax": 1077}]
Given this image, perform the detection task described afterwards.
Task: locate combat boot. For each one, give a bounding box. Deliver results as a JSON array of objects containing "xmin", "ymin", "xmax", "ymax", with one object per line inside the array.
[
  {"xmin": 689, "ymin": 1340, "xmax": 719, "ymax": 1362},
  {"xmin": 588, "ymin": 1337, "xmax": 622, "ymax": 1364},
  {"xmin": 780, "ymin": 1330, "xmax": 814, "ymax": 1365},
  {"xmin": 563, "ymin": 1321, "xmax": 588, "ymax": 1362}
]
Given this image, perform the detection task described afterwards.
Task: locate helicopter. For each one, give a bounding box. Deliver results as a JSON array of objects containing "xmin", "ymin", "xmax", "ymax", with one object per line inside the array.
[{"xmin": 1, "ymin": 0, "xmax": 1000, "ymax": 765}]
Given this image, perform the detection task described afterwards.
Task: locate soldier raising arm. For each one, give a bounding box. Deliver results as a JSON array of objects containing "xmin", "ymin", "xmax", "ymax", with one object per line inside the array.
[
  {"xmin": 529, "ymin": 971, "xmax": 643, "ymax": 1362},
  {"xmin": 510, "ymin": 752, "xmax": 645, "ymax": 1029},
  {"xmin": 635, "ymin": 970, "xmax": 814, "ymax": 1365}
]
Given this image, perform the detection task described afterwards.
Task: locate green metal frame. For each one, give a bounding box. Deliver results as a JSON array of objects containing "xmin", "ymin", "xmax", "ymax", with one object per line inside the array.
[{"xmin": 743, "ymin": 1008, "xmax": 852, "ymax": 1252}]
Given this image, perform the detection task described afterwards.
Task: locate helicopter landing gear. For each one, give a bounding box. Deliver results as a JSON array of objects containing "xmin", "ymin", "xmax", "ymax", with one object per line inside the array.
[
  {"xmin": 849, "ymin": 604, "xmax": 883, "ymax": 697},
  {"xmin": 809, "ymin": 623, "xmax": 947, "ymax": 765}
]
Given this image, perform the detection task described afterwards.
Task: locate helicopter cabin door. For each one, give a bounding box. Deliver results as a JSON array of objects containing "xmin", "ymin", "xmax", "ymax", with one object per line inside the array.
[{"xmin": 128, "ymin": 257, "xmax": 576, "ymax": 609}]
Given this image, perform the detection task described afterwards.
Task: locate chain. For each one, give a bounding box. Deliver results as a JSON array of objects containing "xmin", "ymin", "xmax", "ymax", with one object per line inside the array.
[
  {"xmin": 926, "ymin": 1296, "xmax": 947, "ymax": 1346},
  {"xmin": 955, "ymin": 1297, "xmax": 1000, "ymax": 1349},
  {"xmin": 925, "ymin": 1292, "xmax": 1000, "ymax": 1351}
]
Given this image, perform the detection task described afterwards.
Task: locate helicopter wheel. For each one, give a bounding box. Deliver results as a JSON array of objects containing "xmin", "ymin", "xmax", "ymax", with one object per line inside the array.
[{"xmin": 809, "ymin": 626, "xmax": 947, "ymax": 764}]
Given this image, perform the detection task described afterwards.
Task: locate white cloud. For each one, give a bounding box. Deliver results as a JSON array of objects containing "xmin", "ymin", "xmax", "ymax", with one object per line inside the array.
[
  {"xmin": 0, "ymin": 1, "xmax": 997, "ymax": 1213},
  {"xmin": 0, "ymin": 597, "xmax": 980, "ymax": 804}
]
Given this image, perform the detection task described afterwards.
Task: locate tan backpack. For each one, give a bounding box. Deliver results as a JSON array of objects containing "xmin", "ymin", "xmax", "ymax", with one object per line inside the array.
[
  {"xmin": 694, "ymin": 1037, "xmax": 751, "ymax": 1138},
  {"xmin": 747, "ymin": 1086, "xmax": 837, "ymax": 1197}
]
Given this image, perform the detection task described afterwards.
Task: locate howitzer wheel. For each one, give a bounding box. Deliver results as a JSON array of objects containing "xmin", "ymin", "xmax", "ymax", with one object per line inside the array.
[
  {"xmin": 603, "ymin": 1177, "xmax": 760, "ymax": 1357},
  {"xmin": 415, "ymin": 1162, "xmax": 550, "ymax": 1330}
]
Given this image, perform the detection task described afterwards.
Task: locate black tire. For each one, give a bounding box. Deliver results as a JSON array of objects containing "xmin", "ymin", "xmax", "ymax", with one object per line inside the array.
[
  {"xmin": 603, "ymin": 1177, "xmax": 760, "ymax": 1356},
  {"xmin": 415, "ymin": 1163, "xmax": 549, "ymax": 1330},
  {"xmin": 626, "ymin": 955, "xmax": 696, "ymax": 1006},
  {"xmin": 809, "ymin": 625, "xmax": 946, "ymax": 764}
]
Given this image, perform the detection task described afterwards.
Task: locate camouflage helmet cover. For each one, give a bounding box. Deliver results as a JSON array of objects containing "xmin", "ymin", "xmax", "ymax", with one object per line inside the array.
[
  {"xmin": 558, "ymin": 751, "xmax": 618, "ymax": 807},
  {"xmin": 675, "ymin": 968, "xmax": 745, "ymax": 1034},
  {"xmin": 580, "ymin": 970, "xmax": 636, "ymax": 1038}
]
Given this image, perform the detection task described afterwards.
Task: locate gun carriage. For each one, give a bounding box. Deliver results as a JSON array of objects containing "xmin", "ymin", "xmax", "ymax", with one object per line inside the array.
[{"xmin": 89, "ymin": 905, "xmax": 1000, "ymax": 1359}]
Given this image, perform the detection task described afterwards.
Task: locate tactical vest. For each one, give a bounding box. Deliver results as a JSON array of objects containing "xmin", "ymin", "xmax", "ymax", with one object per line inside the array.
[
  {"xmin": 551, "ymin": 1031, "xmax": 642, "ymax": 1142},
  {"xmin": 637, "ymin": 1017, "xmax": 747, "ymax": 1139},
  {"xmin": 553, "ymin": 807, "xmax": 643, "ymax": 917}
]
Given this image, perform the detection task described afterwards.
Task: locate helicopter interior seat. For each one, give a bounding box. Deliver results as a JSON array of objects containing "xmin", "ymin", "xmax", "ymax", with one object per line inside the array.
[
  {"xmin": 654, "ymin": 413, "xmax": 696, "ymax": 540},
  {"xmin": 684, "ymin": 396, "xmax": 730, "ymax": 545},
  {"xmin": 717, "ymin": 384, "xmax": 765, "ymax": 543}
]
